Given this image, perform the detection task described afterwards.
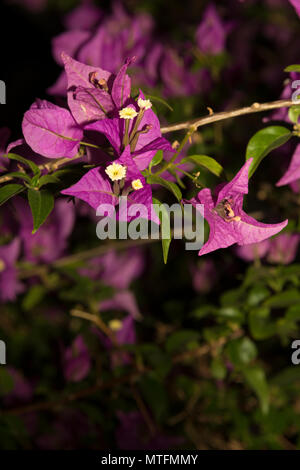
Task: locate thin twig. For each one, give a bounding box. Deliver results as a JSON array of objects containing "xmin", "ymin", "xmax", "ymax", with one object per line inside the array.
[
  {"xmin": 131, "ymin": 385, "xmax": 156, "ymax": 436},
  {"xmin": 70, "ymin": 309, "xmax": 118, "ymax": 347},
  {"xmin": 3, "ymin": 374, "xmax": 137, "ymax": 416},
  {"xmin": 1, "ymin": 98, "xmax": 298, "ymax": 186},
  {"xmin": 160, "ymin": 98, "xmax": 300, "ymax": 134}
]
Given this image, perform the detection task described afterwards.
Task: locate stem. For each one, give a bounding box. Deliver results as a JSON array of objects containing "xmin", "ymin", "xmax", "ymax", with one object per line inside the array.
[
  {"xmin": 123, "ymin": 120, "xmax": 130, "ymax": 148},
  {"xmin": 155, "ymin": 126, "xmax": 196, "ymax": 176},
  {"xmin": 80, "ymin": 141, "xmax": 101, "ymax": 149},
  {"xmin": 172, "ymin": 166, "xmax": 197, "ymax": 181},
  {"xmin": 70, "ymin": 309, "xmax": 119, "ymax": 347},
  {"xmin": 160, "ymin": 98, "xmax": 300, "ymax": 134}
]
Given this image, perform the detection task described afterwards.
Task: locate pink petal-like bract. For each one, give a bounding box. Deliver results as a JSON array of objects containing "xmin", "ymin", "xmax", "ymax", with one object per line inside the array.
[{"xmin": 22, "ymin": 100, "xmax": 83, "ymax": 159}]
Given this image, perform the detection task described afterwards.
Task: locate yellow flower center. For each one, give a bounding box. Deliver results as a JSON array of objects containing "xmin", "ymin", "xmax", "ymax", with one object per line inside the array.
[
  {"xmin": 0, "ymin": 259, "xmax": 5, "ymax": 273},
  {"xmin": 119, "ymin": 107, "xmax": 138, "ymax": 120},
  {"xmin": 105, "ymin": 163, "xmax": 127, "ymax": 181},
  {"xmin": 137, "ymin": 98, "xmax": 152, "ymax": 110},
  {"xmin": 131, "ymin": 179, "xmax": 144, "ymax": 190},
  {"xmin": 108, "ymin": 319, "xmax": 123, "ymax": 331}
]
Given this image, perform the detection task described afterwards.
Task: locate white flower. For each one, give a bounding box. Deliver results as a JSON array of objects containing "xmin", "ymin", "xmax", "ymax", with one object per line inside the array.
[
  {"xmin": 105, "ymin": 163, "xmax": 127, "ymax": 181},
  {"xmin": 119, "ymin": 107, "xmax": 138, "ymax": 119},
  {"xmin": 131, "ymin": 179, "xmax": 144, "ymax": 190},
  {"xmin": 137, "ymin": 98, "xmax": 152, "ymax": 110}
]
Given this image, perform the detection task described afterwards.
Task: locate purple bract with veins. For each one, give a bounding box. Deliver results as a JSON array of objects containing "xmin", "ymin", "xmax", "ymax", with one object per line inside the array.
[
  {"xmin": 85, "ymin": 90, "xmax": 174, "ymax": 170},
  {"xmin": 186, "ymin": 159, "xmax": 288, "ymax": 256},
  {"xmin": 22, "ymin": 99, "xmax": 83, "ymax": 159},
  {"xmin": 62, "ymin": 53, "xmax": 132, "ymax": 126},
  {"xmin": 61, "ymin": 145, "xmax": 160, "ymax": 224}
]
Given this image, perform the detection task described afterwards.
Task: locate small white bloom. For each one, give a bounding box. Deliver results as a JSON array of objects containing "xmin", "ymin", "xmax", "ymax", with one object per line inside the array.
[
  {"xmin": 131, "ymin": 179, "xmax": 144, "ymax": 190},
  {"xmin": 137, "ymin": 98, "xmax": 152, "ymax": 110},
  {"xmin": 105, "ymin": 162, "xmax": 127, "ymax": 181},
  {"xmin": 119, "ymin": 107, "xmax": 138, "ymax": 119}
]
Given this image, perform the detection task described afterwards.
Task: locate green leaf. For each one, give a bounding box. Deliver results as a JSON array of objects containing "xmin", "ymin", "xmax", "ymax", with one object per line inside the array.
[
  {"xmin": 149, "ymin": 150, "xmax": 163, "ymax": 172},
  {"xmin": 139, "ymin": 375, "xmax": 168, "ymax": 421},
  {"xmin": 216, "ymin": 306, "xmax": 245, "ymax": 322},
  {"xmin": 4, "ymin": 153, "xmax": 40, "ymax": 176},
  {"xmin": 247, "ymin": 285, "xmax": 270, "ymax": 307},
  {"xmin": 249, "ymin": 307, "xmax": 276, "ymax": 340},
  {"xmin": 211, "ymin": 357, "xmax": 227, "ymax": 380},
  {"xmin": 226, "ymin": 337, "xmax": 257, "ymax": 366},
  {"xmin": 246, "ymin": 126, "xmax": 292, "ymax": 178},
  {"xmin": 243, "ymin": 366, "xmax": 270, "ymax": 414},
  {"xmin": 181, "ymin": 154, "xmax": 224, "ymax": 177},
  {"xmin": 2, "ymin": 172, "xmax": 32, "ymax": 184},
  {"xmin": 37, "ymin": 174, "xmax": 60, "ymax": 188},
  {"xmin": 152, "ymin": 197, "xmax": 172, "ymax": 264},
  {"xmin": 284, "ymin": 64, "xmax": 300, "ymax": 73},
  {"xmin": 165, "ymin": 330, "xmax": 200, "ymax": 354},
  {"xmin": 288, "ymin": 105, "xmax": 300, "ymax": 124},
  {"xmin": 22, "ymin": 285, "xmax": 46, "ymax": 311},
  {"xmin": 264, "ymin": 289, "xmax": 300, "ymax": 308},
  {"xmin": 0, "ymin": 184, "xmax": 24, "ymax": 206},
  {"xmin": 27, "ymin": 189, "xmax": 54, "ymax": 233},
  {"xmin": 147, "ymin": 175, "xmax": 182, "ymax": 201}
]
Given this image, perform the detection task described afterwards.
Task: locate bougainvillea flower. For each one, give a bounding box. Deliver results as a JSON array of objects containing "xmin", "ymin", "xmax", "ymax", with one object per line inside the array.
[
  {"xmin": 0, "ymin": 238, "xmax": 23, "ymax": 302},
  {"xmin": 276, "ymin": 143, "xmax": 300, "ymax": 187},
  {"xmin": 186, "ymin": 159, "xmax": 288, "ymax": 256},
  {"xmin": 79, "ymin": 248, "xmax": 144, "ymax": 290},
  {"xmin": 190, "ymin": 259, "xmax": 218, "ymax": 293},
  {"xmin": 52, "ymin": 31, "xmax": 91, "ymax": 67},
  {"xmin": 160, "ymin": 47, "xmax": 200, "ymax": 97},
  {"xmin": 61, "ymin": 53, "xmax": 133, "ymax": 125},
  {"xmin": 63, "ymin": 335, "xmax": 91, "ymax": 383},
  {"xmin": 0, "ymin": 127, "xmax": 11, "ymax": 172},
  {"xmin": 85, "ymin": 91, "xmax": 174, "ymax": 170},
  {"xmin": 264, "ymin": 72, "xmax": 300, "ymax": 123},
  {"xmin": 95, "ymin": 314, "xmax": 136, "ymax": 368},
  {"xmin": 22, "ymin": 99, "xmax": 83, "ymax": 159},
  {"xmin": 289, "ymin": 0, "xmax": 300, "ymax": 17},
  {"xmin": 63, "ymin": 1, "xmax": 103, "ymax": 30},
  {"xmin": 76, "ymin": 3, "xmax": 153, "ymax": 74},
  {"xmin": 236, "ymin": 240, "xmax": 271, "ymax": 262},
  {"xmin": 13, "ymin": 198, "xmax": 75, "ymax": 263},
  {"xmin": 100, "ymin": 291, "xmax": 141, "ymax": 319},
  {"xmin": 267, "ymin": 233, "xmax": 299, "ymax": 265},
  {"xmin": 61, "ymin": 146, "xmax": 160, "ymax": 224},
  {"xmin": 196, "ymin": 3, "xmax": 232, "ymax": 55},
  {"xmin": 3, "ymin": 368, "xmax": 34, "ymax": 405}
]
